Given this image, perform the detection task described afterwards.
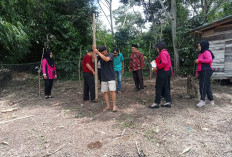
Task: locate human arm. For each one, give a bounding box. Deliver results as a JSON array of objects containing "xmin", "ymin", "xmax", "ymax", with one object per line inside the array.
[
  {"xmin": 86, "ymin": 63, "xmax": 95, "ymax": 75},
  {"xmin": 42, "ymin": 59, "xmax": 47, "ymax": 79},
  {"xmin": 198, "ymin": 51, "xmax": 213, "ymax": 64},
  {"xmin": 121, "ymin": 53, "xmax": 125, "ymax": 73},
  {"xmin": 140, "ymin": 53, "xmax": 145, "ymax": 69},
  {"xmin": 157, "ymin": 54, "xmax": 168, "ymax": 69},
  {"xmin": 92, "ymin": 45, "xmax": 111, "ymax": 62}
]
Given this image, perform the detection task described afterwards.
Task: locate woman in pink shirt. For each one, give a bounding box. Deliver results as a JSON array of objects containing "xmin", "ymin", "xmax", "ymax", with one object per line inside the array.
[
  {"xmin": 42, "ymin": 50, "xmax": 57, "ymax": 100},
  {"xmin": 149, "ymin": 42, "xmax": 172, "ymax": 109},
  {"xmin": 195, "ymin": 40, "xmax": 214, "ymax": 107}
]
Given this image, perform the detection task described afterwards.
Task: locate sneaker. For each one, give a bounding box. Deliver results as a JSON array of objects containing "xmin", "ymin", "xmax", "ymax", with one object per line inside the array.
[
  {"xmin": 197, "ymin": 100, "xmax": 205, "ymax": 107},
  {"xmin": 148, "ymin": 103, "xmax": 159, "ymax": 109},
  {"xmin": 48, "ymin": 96, "xmax": 54, "ymax": 99},
  {"xmin": 209, "ymin": 100, "xmax": 215, "ymax": 105}
]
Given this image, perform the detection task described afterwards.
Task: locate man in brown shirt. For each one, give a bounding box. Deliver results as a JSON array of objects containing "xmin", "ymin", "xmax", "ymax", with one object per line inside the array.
[{"xmin": 129, "ymin": 44, "xmax": 145, "ymax": 91}]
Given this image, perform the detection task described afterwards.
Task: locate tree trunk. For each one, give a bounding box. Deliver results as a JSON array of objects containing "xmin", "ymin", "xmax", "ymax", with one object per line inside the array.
[
  {"xmin": 171, "ymin": 0, "xmax": 179, "ymax": 74},
  {"xmin": 93, "ymin": 13, "xmax": 98, "ymax": 99},
  {"xmin": 109, "ymin": 0, "xmax": 114, "ymax": 42}
]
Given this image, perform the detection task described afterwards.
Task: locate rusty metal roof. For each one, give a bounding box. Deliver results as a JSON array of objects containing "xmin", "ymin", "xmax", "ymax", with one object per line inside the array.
[{"xmin": 188, "ymin": 14, "xmax": 232, "ymax": 34}]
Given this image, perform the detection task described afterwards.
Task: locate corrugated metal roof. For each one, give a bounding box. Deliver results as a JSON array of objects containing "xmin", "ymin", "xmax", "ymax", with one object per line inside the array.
[{"xmin": 188, "ymin": 14, "xmax": 232, "ymax": 34}]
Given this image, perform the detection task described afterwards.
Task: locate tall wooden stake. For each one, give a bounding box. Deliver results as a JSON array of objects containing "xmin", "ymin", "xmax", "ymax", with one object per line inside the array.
[
  {"xmin": 38, "ymin": 48, "xmax": 45, "ymax": 98},
  {"xmin": 93, "ymin": 13, "xmax": 98, "ymax": 99},
  {"xmin": 149, "ymin": 41, "xmax": 152, "ymax": 80},
  {"xmin": 78, "ymin": 45, "xmax": 82, "ymax": 86}
]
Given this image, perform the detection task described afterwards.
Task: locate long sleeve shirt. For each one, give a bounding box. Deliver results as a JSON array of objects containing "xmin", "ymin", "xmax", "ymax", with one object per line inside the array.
[
  {"xmin": 42, "ymin": 59, "xmax": 57, "ymax": 79},
  {"xmin": 129, "ymin": 51, "xmax": 145, "ymax": 71},
  {"xmin": 156, "ymin": 49, "xmax": 173, "ymax": 74},
  {"xmin": 196, "ymin": 50, "xmax": 213, "ymax": 75}
]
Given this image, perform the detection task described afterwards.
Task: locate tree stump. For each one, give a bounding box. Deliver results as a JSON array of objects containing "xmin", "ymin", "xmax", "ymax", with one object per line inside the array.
[{"xmin": 187, "ymin": 75, "xmax": 198, "ymax": 98}]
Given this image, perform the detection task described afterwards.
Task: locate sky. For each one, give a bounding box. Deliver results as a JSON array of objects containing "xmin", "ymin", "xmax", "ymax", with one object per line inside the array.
[{"xmin": 96, "ymin": 0, "xmax": 150, "ymax": 32}]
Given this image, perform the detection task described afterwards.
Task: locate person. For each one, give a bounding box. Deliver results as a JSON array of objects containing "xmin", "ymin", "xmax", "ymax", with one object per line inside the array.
[
  {"xmin": 148, "ymin": 42, "xmax": 172, "ymax": 109},
  {"xmin": 93, "ymin": 45, "xmax": 117, "ymax": 112},
  {"xmin": 113, "ymin": 48, "xmax": 124, "ymax": 93},
  {"xmin": 195, "ymin": 40, "xmax": 214, "ymax": 107},
  {"xmin": 42, "ymin": 50, "xmax": 57, "ymax": 100},
  {"xmin": 97, "ymin": 59, "xmax": 102, "ymax": 84},
  {"xmin": 82, "ymin": 49, "xmax": 97, "ymax": 103},
  {"xmin": 129, "ymin": 44, "xmax": 145, "ymax": 91}
]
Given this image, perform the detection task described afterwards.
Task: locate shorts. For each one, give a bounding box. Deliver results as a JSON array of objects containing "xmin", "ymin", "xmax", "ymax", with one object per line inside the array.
[{"xmin": 101, "ymin": 80, "xmax": 116, "ymax": 92}]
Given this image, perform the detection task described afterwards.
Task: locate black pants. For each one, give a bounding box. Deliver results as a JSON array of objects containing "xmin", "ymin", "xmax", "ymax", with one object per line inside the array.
[
  {"xmin": 45, "ymin": 79, "xmax": 53, "ymax": 96},
  {"xmin": 162, "ymin": 75, "xmax": 171, "ymax": 100},
  {"xmin": 132, "ymin": 70, "xmax": 144, "ymax": 90},
  {"xmin": 98, "ymin": 68, "xmax": 101, "ymax": 84},
  {"xmin": 155, "ymin": 72, "xmax": 171, "ymax": 104},
  {"xmin": 83, "ymin": 72, "xmax": 95, "ymax": 101},
  {"xmin": 199, "ymin": 70, "xmax": 214, "ymax": 101}
]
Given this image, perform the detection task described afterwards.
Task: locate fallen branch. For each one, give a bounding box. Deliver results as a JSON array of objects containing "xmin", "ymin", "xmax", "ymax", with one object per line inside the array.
[
  {"xmin": 43, "ymin": 144, "xmax": 66, "ymax": 157},
  {"xmin": 135, "ymin": 140, "xmax": 146, "ymax": 157},
  {"xmin": 0, "ymin": 115, "xmax": 34, "ymax": 124},
  {"xmin": 1, "ymin": 108, "xmax": 19, "ymax": 113},
  {"xmin": 121, "ymin": 129, "xmax": 126, "ymax": 136},
  {"xmin": 0, "ymin": 141, "xmax": 10, "ymax": 146}
]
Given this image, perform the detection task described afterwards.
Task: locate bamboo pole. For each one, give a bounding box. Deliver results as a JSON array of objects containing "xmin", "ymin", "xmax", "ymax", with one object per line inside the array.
[
  {"xmin": 38, "ymin": 48, "xmax": 45, "ymax": 98},
  {"xmin": 78, "ymin": 45, "xmax": 82, "ymax": 87},
  {"xmin": 149, "ymin": 41, "xmax": 152, "ymax": 80},
  {"xmin": 93, "ymin": 13, "xmax": 98, "ymax": 99}
]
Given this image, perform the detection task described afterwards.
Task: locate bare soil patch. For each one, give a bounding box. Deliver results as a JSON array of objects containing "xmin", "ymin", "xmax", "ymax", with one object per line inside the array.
[{"xmin": 0, "ymin": 74, "xmax": 231, "ymax": 157}]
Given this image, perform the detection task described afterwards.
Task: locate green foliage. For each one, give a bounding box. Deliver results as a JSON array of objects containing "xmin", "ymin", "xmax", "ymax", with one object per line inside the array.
[{"xmin": 0, "ymin": 0, "xmax": 95, "ymax": 64}]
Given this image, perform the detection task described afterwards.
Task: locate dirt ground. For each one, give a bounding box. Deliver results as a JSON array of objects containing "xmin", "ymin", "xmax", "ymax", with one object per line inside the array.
[{"xmin": 0, "ymin": 73, "xmax": 231, "ymax": 157}]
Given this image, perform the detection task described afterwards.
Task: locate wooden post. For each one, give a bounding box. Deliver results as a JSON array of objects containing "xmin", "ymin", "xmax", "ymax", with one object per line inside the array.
[
  {"xmin": 38, "ymin": 48, "xmax": 45, "ymax": 98},
  {"xmin": 93, "ymin": 13, "xmax": 98, "ymax": 99},
  {"xmin": 78, "ymin": 45, "xmax": 82, "ymax": 87},
  {"xmin": 149, "ymin": 41, "xmax": 152, "ymax": 80}
]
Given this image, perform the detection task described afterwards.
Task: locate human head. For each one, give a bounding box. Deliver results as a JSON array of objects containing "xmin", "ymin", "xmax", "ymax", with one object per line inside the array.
[
  {"xmin": 131, "ymin": 44, "xmax": 138, "ymax": 53},
  {"xmin": 198, "ymin": 40, "xmax": 209, "ymax": 52},
  {"xmin": 44, "ymin": 50, "xmax": 53, "ymax": 59},
  {"xmin": 113, "ymin": 48, "xmax": 119, "ymax": 57},
  {"xmin": 98, "ymin": 45, "xmax": 108, "ymax": 56},
  {"xmin": 155, "ymin": 41, "xmax": 166, "ymax": 52}
]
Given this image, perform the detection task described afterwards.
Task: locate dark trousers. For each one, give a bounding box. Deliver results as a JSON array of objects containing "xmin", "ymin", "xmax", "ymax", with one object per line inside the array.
[
  {"xmin": 45, "ymin": 79, "xmax": 53, "ymax": 96},
  {"xmin": 132, "ymin": 70, "xmax": 144, "ymax": 90},
  {"xmin": 155, "ymin": 73, "xmax": 171, "ymax": 104},
  {"xmin": 162, "ymin": 76, "xmax": 171, "ymax": 99},
  {"xmin": 199, "ymin": 70, "xmax": 214, "ymax": 101},
  {"xmin": 98, "ymin": 68, "xmax": 101, "ymax": 84},
  {"xmin": 83, "ymin": 72, "xmax": 95, "ymax": 101}
]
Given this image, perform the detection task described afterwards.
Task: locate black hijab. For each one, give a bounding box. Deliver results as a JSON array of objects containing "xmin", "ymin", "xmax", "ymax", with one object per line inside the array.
[
  {"xmin": 44, "ymin": 50, "xmax": 54, "ymax": 67},
  {"xmin": 199, "ymin": 40, "xmax": 215, "ymax": 59}
]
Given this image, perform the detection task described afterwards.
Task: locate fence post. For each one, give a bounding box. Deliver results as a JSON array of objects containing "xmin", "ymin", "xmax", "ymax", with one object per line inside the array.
[
  {"xmin": 93, "ymin": 13, "xmax": 98, "ymax": 99},
  {"xmin": 38, "ymin": 48, "xmax": 45, "ymax": 98},
  {"xmin": 149, "ymin": 41, "xmax": 152, "ymax": 80},
  {"xmin": 78, "ymin": 45, "xmax": 82, "ymax": 87}
]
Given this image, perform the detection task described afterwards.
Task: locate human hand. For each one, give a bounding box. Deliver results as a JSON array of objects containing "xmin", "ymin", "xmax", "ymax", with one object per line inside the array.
[
  {"xmin": 55, "ymin": 75, "xmax": 57, "ymax": 79},
  {"xmin": 92, "ymin": 71, "xmax": 95, "ymax": 76},
  {"xmin": 152, "ymin": 67, "xmax": 157, "ymax": 71},
  {"xmin": 92, "ymin": 45, "xmax": 98, "ymax": 54},
  {"xmin": 129, "ymin": 69, "xmax": 131, "ymax": 72},
  {"xmin": 44, "ymin": 75, "xmax": 47, "ymax": 79},
  {"xmin": 195, "ymin": 59, "xmax": 198, "ymax": 64}
]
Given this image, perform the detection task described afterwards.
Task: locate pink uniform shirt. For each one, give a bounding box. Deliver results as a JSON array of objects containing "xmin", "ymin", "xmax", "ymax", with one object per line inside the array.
[{"xmin": 42, "ymin": 59, "xmax": 57, "ymax": 79}]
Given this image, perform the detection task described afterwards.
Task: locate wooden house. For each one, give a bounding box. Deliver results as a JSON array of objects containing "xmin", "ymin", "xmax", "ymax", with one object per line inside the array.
[{"xmin": 189, "ymin": 15, "xmax": 232, "ymax": 80}]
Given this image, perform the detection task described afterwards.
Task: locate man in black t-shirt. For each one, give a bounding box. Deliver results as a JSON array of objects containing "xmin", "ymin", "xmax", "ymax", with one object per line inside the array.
[{"xmin": 93, "ymin": 45, "xmax": 117, "ymax": 112}]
